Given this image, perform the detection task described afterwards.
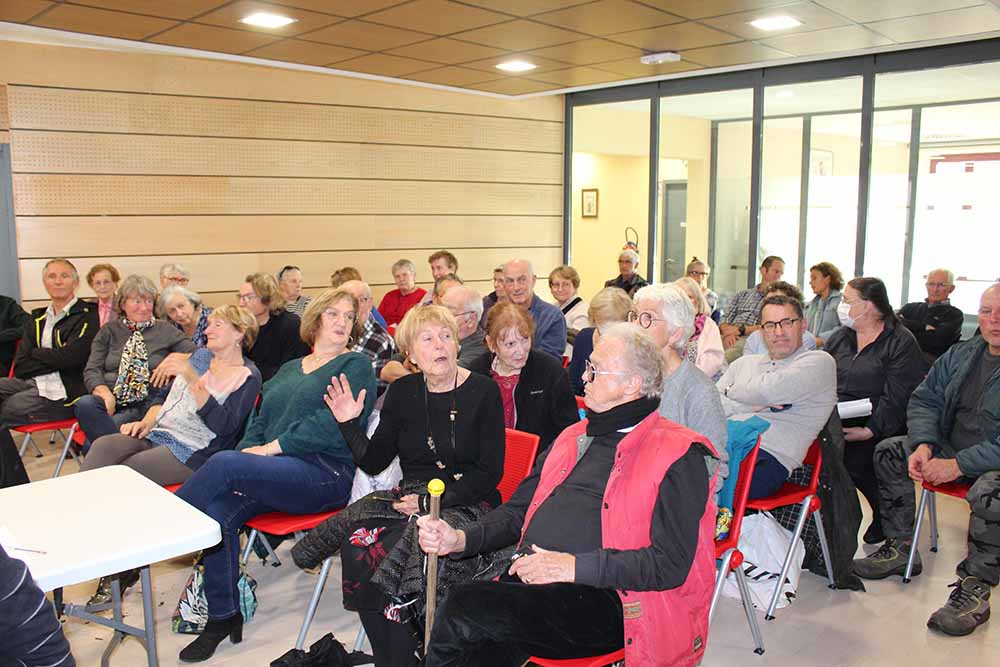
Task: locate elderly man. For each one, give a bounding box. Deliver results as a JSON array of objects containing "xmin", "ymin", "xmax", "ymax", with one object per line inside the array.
[
  {"xmin": 431, "ymin": 273, "xmax": 463, "ymax": 306},
  {"xmin": 632, "ymin": 283, "xmax": 728, "ymax": 484},
  {"xmin": 716, "ymin": 294, "xmax": 837, "ymax": 498},
  {"xmin": 502, "ymin": 259, "xmax": 566, "ymax": 359},
  {"xmin": 853, "ymin": 283, "xmax": 1000, "ymax": 637},
  {"xmin": 340, "ymin": 280, "xmax": 396, "ymax": 397},
  {"xmin": 719, "ymin": 255, "xmax": 785, "ymax": 350},
  {"xmin": 0, "ymin": 259, "xmax": 99, "ymax": 487},
  {"xmin": 378, "ymin": 259, "xmax": 426, "ymax": 327},
  {"xmin": 278, "ymin": 265, "xmax": 312, "ymax": 317},
  {"xmin": 604, "ymin": 248, "xmax": 648, "ymax": 297},
  {"xmin": 158, "ymin": 262, "xmax": 191, "ymax": 288},
  {"xmin": 418, "ymin": 323, "xmax": 719, "ymax": 666},
  {"xmin": 898, "ymin": 268, "xmax": 964, "ymax": 362}
]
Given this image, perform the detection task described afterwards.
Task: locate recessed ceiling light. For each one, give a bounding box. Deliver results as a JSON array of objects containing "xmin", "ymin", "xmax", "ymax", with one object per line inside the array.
[
  {"xmin": 240, "ymin": 12, "xmax": 297, "ymax": 29},
  {"xmin": 496, "ymin": 60, "xmax": 537, "ymax": 73},
  {"xmin": 749, "ymin": 15, "xmax": 802, "ymax": 31}
]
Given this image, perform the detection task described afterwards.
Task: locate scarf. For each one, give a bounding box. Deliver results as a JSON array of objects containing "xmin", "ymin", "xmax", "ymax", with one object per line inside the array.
[
  {"xmin": 585, "ymin": 396, "xmax": 659, "ymax": 436},
  {"xmin": 112, "ymin": 317, "xmax": 155, "ymax": 405}
]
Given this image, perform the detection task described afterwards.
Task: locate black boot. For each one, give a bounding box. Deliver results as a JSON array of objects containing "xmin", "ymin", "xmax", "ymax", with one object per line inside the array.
[
  {"xmin": 87, "ymin": 569, "xmax": 141, "ymax": 608},
  {"xmin": 179, "ymin": 613, "xmax": 244, "ymax": 663}
]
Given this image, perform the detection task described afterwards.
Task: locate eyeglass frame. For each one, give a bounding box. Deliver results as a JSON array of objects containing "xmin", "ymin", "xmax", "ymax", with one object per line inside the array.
[
  {"xmin": 626, "ymin": 310, "xmax": 667, "ymax": 329},
  {"xmin": 583, "ymin": 359, "xmax": 628, "ymax": 384},
  {"xmin": 760, "ymin": 316, "xmax": 802, "ymax": 332}
]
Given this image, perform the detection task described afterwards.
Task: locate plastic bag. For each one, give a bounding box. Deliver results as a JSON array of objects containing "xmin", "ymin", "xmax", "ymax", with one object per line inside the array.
[{"xmin": 722, "ymin": 511, "xmax": 804, "ymax": 610}]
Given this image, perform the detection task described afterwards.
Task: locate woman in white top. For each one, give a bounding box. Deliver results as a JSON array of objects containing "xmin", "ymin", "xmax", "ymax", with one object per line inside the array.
[
  {"xmin": 548, "ymin": 265, "xmax": 590, "ymax": 357},
  {"xmin": 674, "ymin": 277, "xmax": 725, "ymax": 379}
]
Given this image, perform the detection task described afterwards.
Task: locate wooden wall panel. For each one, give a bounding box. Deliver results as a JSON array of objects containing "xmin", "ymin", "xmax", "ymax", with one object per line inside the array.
[
  {"xmin": 9, "ymin": 88, "xmax": 563, "ymax": 153},
  {"xmin": 16, "ymin": 215, "xmax": 563, "ymax": 258},
  {"xmin": 0, "ymin": 86, "xmax": 7, "ymax": 130},
  {"xmin": 11, "ymin": 131, "xmax": 563, "ymax": 183}
]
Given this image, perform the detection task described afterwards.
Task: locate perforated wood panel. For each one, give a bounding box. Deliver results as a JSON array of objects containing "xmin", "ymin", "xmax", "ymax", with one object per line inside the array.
[
  {"xmin": 8, "ymin": 87, "xmax": 562, "ymax": 153},
  {"xmin": 0, "ymin": 86, "xmax": 8, "ymax": 130}
]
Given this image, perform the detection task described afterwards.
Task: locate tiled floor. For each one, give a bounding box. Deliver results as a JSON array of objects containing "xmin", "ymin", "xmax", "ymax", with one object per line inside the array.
[{"xmin": 16, "ymin": 431, "xmax": 998, "ymax": 666}]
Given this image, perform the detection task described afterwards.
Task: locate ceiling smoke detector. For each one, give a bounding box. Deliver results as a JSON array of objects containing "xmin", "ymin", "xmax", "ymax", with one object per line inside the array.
[{"xmin": 640, "ymin": 51, "xmax": 681, "ymax": 65}]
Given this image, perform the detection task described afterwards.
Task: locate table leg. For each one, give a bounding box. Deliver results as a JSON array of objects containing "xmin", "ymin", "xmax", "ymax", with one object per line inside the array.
[
  {"xmin": 140, "ymin": 566, "xmax": 159, "ymax": 667},
  {"xmin": 101, "ymin": 578, "xmax": 125, "ymax": 667}
]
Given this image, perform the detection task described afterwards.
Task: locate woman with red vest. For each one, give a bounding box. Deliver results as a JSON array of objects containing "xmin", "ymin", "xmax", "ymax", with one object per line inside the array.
[{"xmin": 418, "ymin": 323, "xmax": 720, "ymax": 667}]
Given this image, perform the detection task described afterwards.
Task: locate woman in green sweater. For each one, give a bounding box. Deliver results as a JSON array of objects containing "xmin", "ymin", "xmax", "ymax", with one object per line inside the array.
[{"xmin": 175, "ymin": 288, "xmax": 376, "ymax": 663}]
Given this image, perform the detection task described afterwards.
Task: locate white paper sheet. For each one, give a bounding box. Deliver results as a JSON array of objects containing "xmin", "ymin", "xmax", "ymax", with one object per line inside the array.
[{"xmin": 837, "ymin": 398, "xmax": 873, "ymax": 420}]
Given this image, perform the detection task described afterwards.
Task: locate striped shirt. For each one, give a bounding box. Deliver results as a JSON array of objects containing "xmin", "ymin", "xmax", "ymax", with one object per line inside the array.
[{"xmin": 0, "ymin": 545, "xmax": 75, "ymax": 666}]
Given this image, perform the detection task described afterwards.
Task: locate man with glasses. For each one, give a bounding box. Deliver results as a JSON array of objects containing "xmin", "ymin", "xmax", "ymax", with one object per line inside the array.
[
  {"xmin": 716, "ymin": 294, "xmax": 837, "ymax": 499},
  {"xmin": 502, "ymin": 259, "xmax": 566, "ymax": 359},
  {"xmin": 340, "ymin": 280, "xmax": 396, "ymax": 397},
  {"xmin": 898, "ymin": 268, "xmax": 964, "ymax": 362},
  {"xmin": 158, "ymin": 262, "xmax": 191, "ymax": 289}
]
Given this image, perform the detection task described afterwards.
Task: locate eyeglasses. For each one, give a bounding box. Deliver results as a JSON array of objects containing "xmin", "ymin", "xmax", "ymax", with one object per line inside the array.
[
  {"xmin": 583, "ymin": 359, "xmax": 627, "ymax": 384},
  {"xmin": 626, "ymin": 310, "xmax": 667, "ymax": 329},
  {"xmin": 323, "ymin": 309, "xmax": 355, "ymax": 323},
  {"xmin": 761, "ymin": 317, "xmax": 802, "ymax": 332},
  {"xmin": 166, "ymin": 277, "xmax": 189, "ymax": 285},
  {"xmin": 688, "ymin": 270, "xmax": 709, "ymax": 278},
  {"xmin": 237, "ymin": 293, "xmax": 259, "ymax": 303},
  {"xmin": 448, "ymin": 309, "xmax": 476, "ymax": 320},
  {"xmin": 926, "ymin": 282, "xmax": 951, "ymax": 289}
]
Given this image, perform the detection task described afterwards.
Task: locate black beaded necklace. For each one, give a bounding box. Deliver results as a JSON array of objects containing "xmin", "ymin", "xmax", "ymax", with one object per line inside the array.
[{"xmin": 422, "ymin": 371, "xmax": 459, "ymax": 475}]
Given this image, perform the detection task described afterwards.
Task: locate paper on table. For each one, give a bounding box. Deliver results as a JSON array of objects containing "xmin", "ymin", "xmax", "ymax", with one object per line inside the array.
[
  {"xmin": 0, "ymin": 525, "xmax": 41, "ymax": 568},
  {"xmin": 838, "ymin": 398, "xmax": 872, "ymax": 420}
]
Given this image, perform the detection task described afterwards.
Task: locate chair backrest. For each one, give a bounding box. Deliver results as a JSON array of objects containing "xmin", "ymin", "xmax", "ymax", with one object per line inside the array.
[
  {"xmin": 498, "ymin": 428, "xmax": 540, "ymax": 503},
  {"xmin": 802, "ymin": 439, "xmax": 823, "ymax": 491},
  {"xmin": 575, "ymin": 395, "xmax": 585, "ymax": 410},
  {"xmin": 725, "ymin": 436, "xmax": 762, "ymax": 545}
]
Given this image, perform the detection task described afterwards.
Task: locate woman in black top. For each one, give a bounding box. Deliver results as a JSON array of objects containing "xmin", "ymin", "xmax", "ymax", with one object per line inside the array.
[
  {"xmin": 468, "ymin": 301, "xmax": 579, "ymax": 457},
  {"xmin": 291, "ymin": 305, "xmax": 504, "ymax": 667},
  {"xmin": 238, "ymin": 272, "xmax": 310, "ymax": 382},
  {"xmin": 825, "ymin": 277, "xmax": 928, "ymax": 543}
]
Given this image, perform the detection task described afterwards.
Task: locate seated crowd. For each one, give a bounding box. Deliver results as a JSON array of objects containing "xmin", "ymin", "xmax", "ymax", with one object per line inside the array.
[{"xmin": 0, "ymin": 246, "xmax": 997, "ymax": 667}]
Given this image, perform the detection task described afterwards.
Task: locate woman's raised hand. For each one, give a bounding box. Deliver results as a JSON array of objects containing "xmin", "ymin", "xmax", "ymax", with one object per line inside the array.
[{"xmin": 323, "ymin": 373, "xmax": 366, "ymax": 423}]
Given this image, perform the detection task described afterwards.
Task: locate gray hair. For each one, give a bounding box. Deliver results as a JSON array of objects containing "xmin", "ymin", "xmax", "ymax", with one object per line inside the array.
[
  {"xmin": 115, "ymin": 274, "xmax": 159, "ymax": 315},
  {"xmin": 673, "ymin": 277, "xmax": 710, "ymax": 316},
  {"xmin": 600, "ymin": 322, "xmax": 664, "ymax": 398},
  {"xmin": 619, "ymin": 249, "xmax": 640, "ymax": 266},
  {"xmin": 159, "ymin": 262, "xmax": 190, "ymax": 280},
  {"xmin": 159, "ymin": 284, "xmax": 202, "ymax": 312},
  {"xmin": 443, "ymin": 284, "xmax": 484, "ymax": 319},
  {"xmin": 391, "ymin": 259, "xmax": 416, "ymax": 276},
  {"xmin": 633, "ymin": 283, "xmax": 695, "ymax": 353},
  {"xmin": 929, "ymin": 268, "xmax": 955, "ymax": 285},
  {"xmin": 41, "ymin": 258, "xmax": 79, "ymax": 282}
]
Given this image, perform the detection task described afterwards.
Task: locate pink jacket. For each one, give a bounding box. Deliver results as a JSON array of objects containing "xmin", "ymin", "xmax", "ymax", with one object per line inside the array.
[{"xmin": 521, "ymin": 412, "xmax": 718, "ymax": 667}]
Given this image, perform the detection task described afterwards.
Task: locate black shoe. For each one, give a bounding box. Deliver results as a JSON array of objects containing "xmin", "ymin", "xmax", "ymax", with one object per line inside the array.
[
  {"xmin": 86, "ymin": 569, "xmax": 141, "ymax": 608},
  {"xmin": 927, "ymin": 577, "xmax": 992, "ymax": 636},
  {"xmin": 862, "ymin": 522, "xmax": 885, "ymax": 545},
  {"xmin": 179, "ymin": 614, "xmax": 244, "ymax": 663}
]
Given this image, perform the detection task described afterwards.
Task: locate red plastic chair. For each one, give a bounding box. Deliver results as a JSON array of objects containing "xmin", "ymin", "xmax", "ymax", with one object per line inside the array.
[
  {"xmin": 745, "ymin": 440, "xmax": 834, "ymax": 620},
  {"xmin": 710, "ymin": 437, "xmax": 765, "ymax": 654},
  {"xmin": 903, "ymin": 480, "xmax": 973, "ymax": 583},
  {"xmin": 498, "ymin": 428, "xmax": 539, "ymax": 502},
  {"xmin": 562, "ymin": 355, "xmax": 570, "ymax": 369},
  {"xmin": 531, "ymin": 651, "xmax": 625, "ymax": 667},
  {"xmin": 575, "ymin": 396, "xmax": 585, "ymax": 411},
  {"xmin": 6, "ymin": 340, "xmax": 16, "ymax": 378}
]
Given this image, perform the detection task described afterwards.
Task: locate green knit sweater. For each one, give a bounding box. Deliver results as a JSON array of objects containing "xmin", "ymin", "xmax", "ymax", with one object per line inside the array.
[{"xmin": 238, "ymin": 351, "xmax": 375, "ymax": 465}]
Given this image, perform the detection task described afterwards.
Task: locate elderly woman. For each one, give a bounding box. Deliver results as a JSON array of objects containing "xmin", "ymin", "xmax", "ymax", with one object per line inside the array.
[
  {"xmin": 86, "ymin": 263, "xmax": 120, "ymax": 327},
  {"xmin": 239, "ymin": 272, "xmax": 310, "ymax": 382},
  {"xmin": 291, "ymin": 305, "xmax": 505, "ymax": 667},
  {"xmin": 175, "ymin": 289, "xmax": 376, "ymax": 662},
  {"xmin": 604, "ymin": 248, "xmax": 649, "ymax": 297},
  {"xmin": 80, "ymin": 305, "xmax": 261, "ymax": 607},
  {"xmin": 468, "ymin": 301, "xmax": 579, "ymax": 456},
  {"xmin": 548, "ymin": 265, "xmax": 590, "ymax": 356},
  {"xmin": 805, "ymin": 261, "xmax": 844, "ymax": 347},
  {"xmin": 825, "ymin": 277, "xmax": 928, "ymax": 544},
  {"xmin": 379, "ymin": 259, "xmax": 427, "ymax": 327},
  {"xmin": 278, "ymin": 265, "xmax": 312, "ymax": 317},
  {"xmin": 567, "ymin": 287, "xmax": 633, "ymax": 396},
  {"xmin": 75, "ymin": 275, "xmax": 196, "ymax": 450},
  {"xmin": 632, "ymin": 283, "xmax": 728, "ymax": 482},
  {"xmin": 161, "ymin": 284, "xmax": 212, "ymax": 346},
  {"xmin": 686, "ymin": 257, "xmax": 719, "ymax": 315},
  {"xmin": 673, "ymin": 277, "xmax": 725, "ymax": 379}
]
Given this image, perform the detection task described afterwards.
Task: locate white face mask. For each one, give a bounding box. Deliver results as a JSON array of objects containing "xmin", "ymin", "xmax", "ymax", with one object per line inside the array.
[{"xmin": 837, "ymin": 300, "xmax": 856, "ymax": 329}]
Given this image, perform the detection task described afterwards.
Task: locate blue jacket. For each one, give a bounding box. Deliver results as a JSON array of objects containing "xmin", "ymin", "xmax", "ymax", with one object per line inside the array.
[
  {"xmin": 907, "ymin": 336, "xmax": 1000, "ymax": 477},
  {"xmin": 528, "ymin": 294, "xmax": 568, "ymax": 360}
]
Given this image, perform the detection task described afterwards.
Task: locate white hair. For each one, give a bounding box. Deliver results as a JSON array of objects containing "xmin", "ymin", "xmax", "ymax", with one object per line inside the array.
[
  {"xmin": 504, "ymin": 258, "xmax": 535, "ymax": 276},
  {"xmin": 633, "ymin": 283, "xmax": 695, "ymax": 353},
  {"xmin": 159, "ymin": 262, "xmax": 190, "ymax": 280},
  {"xmin": 619, "ymin": 249, "xmax": 640, "ymax": 265},
  {"xmin": 392, "ymin": 259, "xmax": 416, "ymax": 276},
  {"xmin": 443, "ymin": 284, "xmax": 483, "ymax": 319},
  {"xmin": 929, "ymin": 268, "xmax": 955, "ymax": 285},
  {"xmin": 599, "ymin": 322, "xmax": 664, "ymax": 398}
]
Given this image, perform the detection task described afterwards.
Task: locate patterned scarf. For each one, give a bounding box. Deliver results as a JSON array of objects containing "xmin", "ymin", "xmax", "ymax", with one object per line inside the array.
[{"xmin": 112, "ymin": 317, "xmax": 155, "ymax": 405}]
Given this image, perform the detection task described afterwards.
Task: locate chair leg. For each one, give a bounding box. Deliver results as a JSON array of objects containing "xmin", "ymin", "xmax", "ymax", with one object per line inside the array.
[
  {"xmin": 733, "ymin": 564, "xmax": 765, "ymax": 655},
  {"xmin": 240, "ymin": 529, "xmax": 258, "ymax": 567},
  {"xmin": 52, "ymin": 425, "xmax": 78, "ymax": 479},
  {"xmin": 261, "ymin": 533, "xmax": 282, "ymax": 567},
  {"xmin": 295, "ymin": 557, "xmax": 332, "ymax": 650},
  {"xmin": 903, "ymin": 488, "xmax": 930, "ymax": 583},
  {"xmin": 49, "ymin": 431, "xmax": 57, "ymax": 445},
  {"xmin": 765, "ymin": 497, "xmax": 810, "ymax": 620},
  {"xmin": 352, "ymin": 623, "xmax": 367, "ymax": 653},
  {"xmin": 19, "ymin": 433, "xmax": 43, "ymax": 458},
  {"xmin": 811, "ymin": 508, "xmax": 836, "ymax": 589},
  {"xmin": 709, "ymin": 550, "xmax": 734, "ymax": 622},
  {"xmin": 928, "ymin": 492, "xmax": 939, "ymax": 552}
]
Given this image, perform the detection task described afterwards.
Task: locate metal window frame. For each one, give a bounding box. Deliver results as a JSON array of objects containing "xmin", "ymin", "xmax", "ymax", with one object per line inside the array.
[
  {"xmin": 0, "ymin": 144, "xmax": 19, "ymax": 299},
  {"xmin": 563, "ymin": 37, "xmax": 1000, "ymax": 290}
]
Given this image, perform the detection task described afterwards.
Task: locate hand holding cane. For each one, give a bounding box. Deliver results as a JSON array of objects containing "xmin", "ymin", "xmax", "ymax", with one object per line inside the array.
[{"xmin": 424, "ymin": 478, "xmax": 446, "ymax": 655}]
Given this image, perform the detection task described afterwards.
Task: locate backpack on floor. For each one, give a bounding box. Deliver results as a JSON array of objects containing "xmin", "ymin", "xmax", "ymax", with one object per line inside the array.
[{"xmin": 171, "ymin": 555, "xmax": 258, "ymax": 634}]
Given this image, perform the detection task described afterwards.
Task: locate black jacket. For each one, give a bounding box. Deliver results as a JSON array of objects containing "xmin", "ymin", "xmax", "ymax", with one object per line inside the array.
[
  {"xmin": 898, "ymin": 300, "xmax": 964, "ymax": 361},
  {"xmin": 0, "ymin": 295, "xmax": 29, "ymax": 377},
  {"xmin": 467, "ymin": 349, "xmax": 580, "ymax": 457},
  {"xmin": 13, "ymin": 299, "xmax": 100, "ymax": 402},
  {"xmin": 824, "ymin": 319, "xmax": 928, "ymax": 443}
]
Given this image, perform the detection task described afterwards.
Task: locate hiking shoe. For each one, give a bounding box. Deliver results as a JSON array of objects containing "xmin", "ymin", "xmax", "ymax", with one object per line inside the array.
[
  {"xmin": 853, "ymin": 539, "xmax": 920, "ymax": 580},
  {"xmin": 927, "ymin": 577, "xmax": 991, "ymax": 636}
]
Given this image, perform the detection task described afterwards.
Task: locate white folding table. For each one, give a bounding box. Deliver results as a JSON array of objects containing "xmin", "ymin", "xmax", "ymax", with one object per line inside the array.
[{"xmin": 0, "ymin": 466, "xmax": 221, "ymax": 667}]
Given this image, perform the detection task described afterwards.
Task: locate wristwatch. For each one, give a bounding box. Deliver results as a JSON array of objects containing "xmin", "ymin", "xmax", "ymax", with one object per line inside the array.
[{"xmin": 738, "ymin": 324, "xmax": 746, "ymax": 336}]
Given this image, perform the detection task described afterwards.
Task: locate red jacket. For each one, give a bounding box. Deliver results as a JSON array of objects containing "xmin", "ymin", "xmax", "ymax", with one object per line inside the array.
[{"xmin": 521, "ymin": 412, "xmax": 718, "ymax": 667}]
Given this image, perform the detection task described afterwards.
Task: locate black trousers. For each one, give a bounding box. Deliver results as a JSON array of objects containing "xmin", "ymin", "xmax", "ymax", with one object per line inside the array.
[
  {"xmin": 425, "ymin": 580, "xmax": 623, "ymax": 667},
  {"xmin": 843, "ymin": 436, "xmax": 880, "ymax": 529}
]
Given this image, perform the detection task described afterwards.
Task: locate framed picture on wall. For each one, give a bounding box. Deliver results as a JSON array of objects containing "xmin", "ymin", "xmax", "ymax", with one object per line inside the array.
[{"xmin": 581, "ymin": 188, "xmax": 599, "ymax": 218}]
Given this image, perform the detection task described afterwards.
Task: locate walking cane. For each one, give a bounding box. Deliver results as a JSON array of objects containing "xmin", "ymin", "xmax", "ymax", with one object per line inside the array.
[{"xmin": 424, "ymin": 478, "xmax": 446, "ymax": 655}]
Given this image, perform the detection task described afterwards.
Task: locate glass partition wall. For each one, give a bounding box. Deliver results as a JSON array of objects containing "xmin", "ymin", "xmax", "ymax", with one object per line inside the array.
[{"xmin": 565, "ymin": 40, "xmax": 1000, "ymax": 316}]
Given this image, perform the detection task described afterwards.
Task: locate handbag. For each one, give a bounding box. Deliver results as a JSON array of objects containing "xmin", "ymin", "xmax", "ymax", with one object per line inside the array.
[{"xmin": 171, "ymin": 555, "xmax": 258, "ymax": 634}]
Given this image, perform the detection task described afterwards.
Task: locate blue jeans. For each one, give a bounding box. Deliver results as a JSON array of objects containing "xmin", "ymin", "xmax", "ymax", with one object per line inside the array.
[
  {"xmin": 175, "ymin": 450, "xmax": 353, "ymax": 620},
  {"xmin": 74, "ymin": 395, "xmax": 150, "ymax": 453},
  {"xmin": 748, "ymin": 449, "xmax": 791, "ymax": 500}
]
